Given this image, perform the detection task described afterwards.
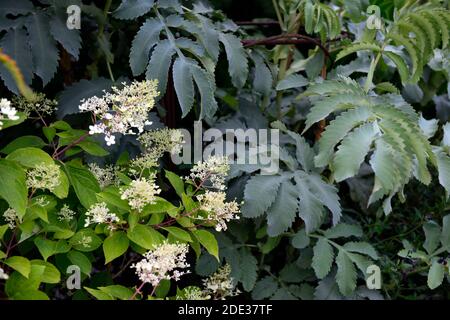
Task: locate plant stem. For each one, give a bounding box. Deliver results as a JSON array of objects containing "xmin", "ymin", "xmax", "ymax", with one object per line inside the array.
[
  {"xmin": 130, "ymin": 282, "xmax": 146, "ymax": 300},
  {"xmin": 364, "ymin": 50, "xmax": 383, "ymax": 92},
  {"xmin": 52, "ymin": 133, "xmax": 89, "ymax": 160}
]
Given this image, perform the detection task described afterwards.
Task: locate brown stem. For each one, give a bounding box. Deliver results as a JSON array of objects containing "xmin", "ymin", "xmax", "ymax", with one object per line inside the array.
[
  {"xmin": 52, "ymin": 133, "xmax": 89, "ymax": 160},
  {"xmin": 130, "ymin": 282, "xmax": 146, "ymax": 300}
]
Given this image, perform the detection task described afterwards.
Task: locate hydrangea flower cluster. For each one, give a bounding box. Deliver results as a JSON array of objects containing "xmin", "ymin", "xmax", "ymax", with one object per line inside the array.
[
  {"xmin": 57, "ymin": 204, "xmax": 76, "ymax": 222},
  {"xmin": 0, "ymin": 267, "xmax": 9, "ymax": 280},
  {"xmin": 0, "ymin": 98, "xmax": 19, "ymax": 130},
  {"xmin": 26, "ymin": 163, "xmax": 61, "ymax": 192},
  {"xmin": 84, "ymin": 202, "xmax": 120, "ymax": 229},
  {"xmin": 177, "ymin": 287, "xmax": 211, "ymax": 300},
  {"xmin": 79, "ymin": 80, "xmax": 159, "ymax": 146},
  {"xmin": 131, "ymin": 242, "xmax": 190, "ymax": 287},
  {"xmin": 197, "ymin": 191, "xmax": 240, "ymax": 232},
  {"xmin": 203, "ymin": 264, "xmax": 240, "ymax": 300},
  {"xmin": 88, "ymin": 163, "xmax": 118, "ymax": 189},
  {"xmin": 189, "ymin": 155, "xmax": 230, "ymax": 190},
  {"xmin": 3, "ymin": 208, "xmax": 18, "ymax": 229},
  {"xmin": 120, "ymin": 176, "xmax": 161, "ymax": 212},
  {"xmin": 13, "ymin": 93, "xmax": 57, "ymax": 116}
]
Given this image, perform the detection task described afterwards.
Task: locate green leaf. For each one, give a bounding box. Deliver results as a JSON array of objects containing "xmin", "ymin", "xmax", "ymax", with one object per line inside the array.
[
  {"xmin": 441, "ymin": 215, "xmax": 450, "ymax": 248},
  {"xmin": 163, "ymin": 227, "xmax": 192, "ymax": 242},
  {"xmin": 383, "ymin": 51, "xmax": 410, "ymax": 84},
  {"xmin": 291, "ymin": 229, "xmax": 310, "ymax": 249},
  {"xmin": 427, "ymin": 260, "xmax": 445, "ymax": 289},
  {"xmin": 238, "ymin": 248, "xmax": 258, "ymax": 291},
  {"xmin": 5, "ymin": 256, "xmax": 31, "ymax": 278},
  {"xmin": 324, "ymin": 223, "xmax": 363, "ymax": 239},
  {"xmin": 333, "ymin": 122, "xmax": 378, "ymax": 182},
  {"xmin": 26, "ymin": 12, "xmax": 58, "ymax": 85},
  {"xmin": 0, "ymin": 27, "xmax": 33, "ymax": 93},
  {"xmin": 335, "ymin": 249, "xmax": 357, "ymax": 296},
  {"xmin": 64, "ymin": 161, "xmax": 101, "ymax": 209},
  {"xmin": 98, "ymin": 285, "xmax": 133, "ymax": 300},
  {"xmin": 192, "ymin": 229, "xmax": 219, "ymax": 260},
  {"xmin": 49, "ymin": 9, "xmax": 81, "ymax": 59},
  {"xmin": 343, "ymin": 242, "xmax": 378, "ymax": 260},
  {"xmin": 435, "ymin": 151, "xmax": 450, "ymax": 197},
  {"xmin": 252, "ymin": 53, "xmax": 273, "ymax": 97},
  {"xmin": 219, "ymin": 33, "xmax": 248, "ymax": 89},
  {"xmin": 78, "ymin": 141, "xmax": 109, "ymax": 157},
  {"xmin": 67, "ymin": 251, "xmax": 92, "ymax": 276},
  {"xmin": 70, "ymin": 229, "xmax": 102, "ymax": 252},
  {"xmin": 312, "ymin": 238, "xmax": 334, "ymax": 279},
  {"xmin": 113, "ymin": 0, "xmax": 155, "ymax": 20},
  {"xmin": 103, "ymin": 231, "xmax": 129, "ymax": 264},
  {"xmin": 31, "ymin": 260, "xmax": 60, "ymax": 283},
  {"xmin": 34, "ymin": 237, "xmax": 70, "ymax": 261},
  {"xmin": 52, "ymin": 168, "xmax": 70, "ymax": 199},
  {"xmin": 85, "ymin": 287, "xmax": 114, "ymax": 300},
  {"xmin": 336, "ymin": 42, "xmax": 381, "ymax": 61},
  {"xmin": 172, "ymin": 57, "xmax": 195, "ymax": 117},
  {"xmin": 0, "ymin": 159, "xmax": 27, "ymax": 218},
  {"xmin": 129, "ymin": 18, "xmax": 163, "ymax": 76},
  {"xmin": 190, "ymin": 63, "xmax": 218, "ymax": 119},
  {"xmin": 423, "ymin": 221, "xmax": 441, "ymax": 255},
  {"xmin": 251, "ymin": 276, "xmax": 279, "ymax": 300},
  {"xmin": 146, "ymin": 40, "xmax": 176, "ymax": 96},
  {"xmin": 266, "ymin": 178, "xmax": 298, "ymax": 236},
  {"xmin": 242, "ymin": 175, "xmax": 284, "ymax": 218},
  {"xmin": 1, "ymin": 136, "xmax": 47, "ymax": 154},
  {"xmin": 276, "ymin": 74, "xmax": 308, "ymax": 91},
  {"xmin": 127, "ymin": 224, "xmax": 164, "ymax": 250},
  {"xmin": 6, "ymin": 147, "xmax": 54, "ymax": 168},
  {"xmin": 165, "ymin": 170, "xmax": 185, "ymax": 197}
]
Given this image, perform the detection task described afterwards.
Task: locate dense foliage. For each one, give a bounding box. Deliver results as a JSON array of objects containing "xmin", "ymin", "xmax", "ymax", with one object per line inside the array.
[{"xmin": 0, "ymin": 0, "xmax": 449, "ymax": 300}]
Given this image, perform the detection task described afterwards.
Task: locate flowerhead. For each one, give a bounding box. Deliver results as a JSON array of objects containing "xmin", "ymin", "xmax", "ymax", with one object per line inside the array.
[
  {"xmin": 26, "ymin": 163, "xmax": 61, "ymax": 192},
  {"xmin": 131, "ymin": 242, "xmax": 190, "ymax": 287},
  {"xmin": 197, "ymin": 191, "xmax": 240, "ymax": 232},
  {"xmin": 189, "ymin": 155, "xmax": 230, "ymax": 190},
  {"xmin": 3, "ymin": 208, "xmax": 18, "ymax": 229},
  {"xmin": 203, "ymin": 264, "xmax": 239, "ymax": 300},
  {"xmin": 84, "ymin": 202, "xmax": 119, "ymax": 228},
  {"xmin": 0, "ymin": 98, "xmax": 19, "ymax": 130},
  {"xmin": 0, "ymin": 268, "xmax": 9, "ymax": 280},
  {"xmin": 120, "ymin": 176, "xmax": 161, "ymax": 212}
]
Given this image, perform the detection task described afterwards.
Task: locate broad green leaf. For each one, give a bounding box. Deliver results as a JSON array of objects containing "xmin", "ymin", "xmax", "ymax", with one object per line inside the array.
[
  {"xmin": 78, "ymin": 141, "xmax": 109, "ymax": 157},
  {"xmin": 192, "ymin": 229, "xmax": 219, "ymax": 260},
  {"xmin": 98, "ymin": 285, "xmax": 133, "ymax": 300},
  {"xmin": 103, "ymin": 231, "xmax": 129, "ymax": 264},
  {"xmin": 70, "ymin": 229, "xmax": 102, "ymax": 252},
  {"xmin": 165, "ymin": 170, "xmax": 185, "ymax": 197},
  {"xmin": 127, "ymin": 224, "xmax": 164, "ymax": 250},
  {"xmin": 163, "ymin": 227, "xmax": 192, "ymax": 242},
  {"xmin": 1, "ymin": 136, "xmax": 46, "ymax": 154},
  {"xmin": 6, "ymin": 147, "xmax": 54, "ymax": 168},
  {"xmin": 64, "ymin": 161, "xmax": 101, "ymax": 209},
  {"xmin": 34, "ymin": 237, "xmax": 70, "ymax": 261},
  {"xmin": 0, "ymin": 159, "xmax": 27, "ymax": 218},
  {"xmin": 67, "ymin": 251, "xmax": 92, "ymax": 276},
  {"xmin": 5, "ymin": 256, "xmax": 31, "ymax": 278}
]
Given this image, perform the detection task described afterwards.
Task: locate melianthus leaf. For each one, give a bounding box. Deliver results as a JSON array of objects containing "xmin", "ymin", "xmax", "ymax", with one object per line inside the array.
[
  {"xmin": 145, "ymin": 40, "xmax": 176, "ymax": 95},
  {"xmin": 335, "ymin": 249, "xmax": 357, "ymax": 296},
  {"xmin": 219, "ymin": 33, "xmax": 249, "ymax": 89},
  {"xmin": 312, "ymin": 238, "xmax": 334, "ymax": 279},
  {"xmin": 242, "ymin": 175, "xmax": 284, "ymax": 218},
  {"xmin": 113, "ymin": 0, "xmax": 155, "ymax": 20}
]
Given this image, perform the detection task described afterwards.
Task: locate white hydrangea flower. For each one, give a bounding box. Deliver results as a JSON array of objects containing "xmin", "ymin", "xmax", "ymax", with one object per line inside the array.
[
  {"xmin": 88, "ymin": 163, "xmax": 118, "ymax": 189},
  {"xmin": 0, "ymin": 98, "xmax": 19, "ymax": 130},
  {"xmin": 197, "ymin": 191, "xmax": 240, "ymax": 232},
  {"xmin": 0, "ymin": 267, "xmax": 9, "ymax": 280},
  {"xmin": 79, "ymin": 80, "xmax": 159, "ymax": 146},
  {"xmin": 120, "ymin": 176, "xmax": 161, "ymax": 212},
  {"xmin": 57, "ymin": 204, "xmax": 76, "ymax": 222},
  {"xmin": 84, "ymin": 202, "xmax": 119, "ymax": 228},
  {"xmin": 131, "ymin": 242, "xmax": 190, "ymax": 287},
  {"xmin": 189, "ymin": 155, "xmax": 230, "ymax": 190},
  {"xmin": 26, "ymin": 163, "xmax": 61, "ymax": 192},
  {"xmin": 203, "ymin": 264, "xmax": 240, "ymax": 300},
  {"xmin": 3, "ymin": 208, "xmax": 18, "ymax": 229}
]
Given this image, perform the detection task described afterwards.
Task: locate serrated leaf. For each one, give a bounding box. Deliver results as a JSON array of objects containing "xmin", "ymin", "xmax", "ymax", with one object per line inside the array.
[
  {"xmin": 343, "ymin": 242, "xmax": 378, "ymax": 260},
  {"xmin": 266, "ymin": 178, "xmax": 298, "ymax": 236},
  {"xmin": 423, "ymin": 221, "xmax": 441, "ymax": 255},
  {"xmin": 336, "ymin": 42, "xmax": 381, "ymax": 61},
  {"xmin": 277, "ymin": 74, "xmax": 308, "ymax": 91},
  {"xmin": 333, "ymin": 122, "xmax": 378, "ymax": 182},
  {"xmin": 312, "ymin": 238, "xmax": 334, "ymax": 279},
  {"xmin": 219, "ymin": 33, "xmax": 248, "ymax": 89},
  {"xmin": 146, "ymin": 40, "xmax": 176, "ymax": 96},
  {"xmin": 49, "ymin": 9, "xmax": 81, "ymax": 59},
  {"xmin": 113, "ymin": 0, "xmax": 155, "ymax": 20},
  {"xmin": 242, "ymin": 175, "xmax": 284, "ymax": 218},
  {"xmin": 27, "ymin": 12, "xmax": 59, "ymax": 85},
  {"xmin": 324, "ymin": 223, "xmax": 363, "ymax": 239},
  {"xmin": 172, "ymin": 57, "xmax": 195, "ymax": 117},
  {"xmin": 335, "ymin": 249, "xmax": 357, "ymax": 296},
  {"xmin": 190, "ymin": 63, "xmax": 218, "ymax": 119},
  {"xmin": 251, "ymin": 276, "xmax": 279, "ymax": 300},
  {"xmin": 129, "ymin": 18, "xmax": 163, "ymax": 76}
]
